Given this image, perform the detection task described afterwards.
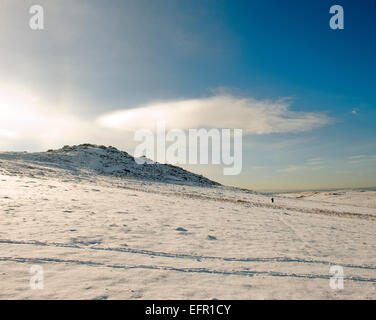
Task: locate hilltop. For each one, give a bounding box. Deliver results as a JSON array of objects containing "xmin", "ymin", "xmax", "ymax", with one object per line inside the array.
[{"xmin": 0, "ymin": 144, "xmax": 220, "ymax": 187}]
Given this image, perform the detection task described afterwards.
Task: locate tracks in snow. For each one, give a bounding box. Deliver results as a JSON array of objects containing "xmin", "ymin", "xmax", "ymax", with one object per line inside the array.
[
  {"xmin": 1, "ymin": 255, "xmax": 376, "ymax": 283},
  {"xmin": 1, "ymin": 238, "xmax": 376, "ymax": 284}
]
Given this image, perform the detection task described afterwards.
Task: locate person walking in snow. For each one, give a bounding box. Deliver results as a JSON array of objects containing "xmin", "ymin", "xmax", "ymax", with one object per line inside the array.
[{"xmin": 271, "ymin": 197, "xmax": 274, "ymax": 203}]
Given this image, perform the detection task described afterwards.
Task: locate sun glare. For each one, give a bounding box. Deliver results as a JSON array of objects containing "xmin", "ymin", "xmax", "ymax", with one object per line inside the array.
[
  {"xmin": 0, "ymin": 85, "xmax": 74, "ymax": 142},
  {"xmin": 0, "ymin": 86, "xmax": 39, "ymax": 138}
]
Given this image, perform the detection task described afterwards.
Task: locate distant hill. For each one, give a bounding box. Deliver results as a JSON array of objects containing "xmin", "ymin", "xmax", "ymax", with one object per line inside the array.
[{"xmin": 0, "ymin": 144, "xmax": 220, "ymax": 187}]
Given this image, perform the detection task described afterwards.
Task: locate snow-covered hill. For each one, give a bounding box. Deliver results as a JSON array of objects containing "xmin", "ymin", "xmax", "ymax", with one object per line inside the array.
[
  {"xmin": 0, "ymin": 144, "xmax": 219, "ymax": 187},
  {"xmin": 0, "ymin": 145, "xmax": 375, "ymax": 299}
]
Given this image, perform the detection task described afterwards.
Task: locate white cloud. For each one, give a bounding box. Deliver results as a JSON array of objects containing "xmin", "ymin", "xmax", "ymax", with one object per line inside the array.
[
  {"xmin": 0, "ymin": 85, "xmax": 332, "ymax": 153},
  {"xmin": 97, "ymin": 95, "xmax": 332, "ymax": 134}
]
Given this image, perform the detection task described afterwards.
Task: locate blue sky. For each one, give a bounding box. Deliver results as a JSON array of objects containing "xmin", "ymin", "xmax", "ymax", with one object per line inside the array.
[{"xmin": 0, "ymin": 0, "xmax": 375, "ymax": 191}]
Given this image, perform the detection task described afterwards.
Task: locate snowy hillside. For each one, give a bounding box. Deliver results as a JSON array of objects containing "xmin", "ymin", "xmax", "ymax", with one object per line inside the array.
[
  {"xmin": 0, "ymin": 146, "xmax": 375, "ymax": 299},
  {"xmin": 0, "ymin": 144, "xmax": 219, "ymax": 187}
]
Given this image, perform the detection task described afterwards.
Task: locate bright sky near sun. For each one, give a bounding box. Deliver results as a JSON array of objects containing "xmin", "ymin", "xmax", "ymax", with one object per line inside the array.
[{"xmin": 0, "ymin": 0, "xmax": 375, "ymax": 191}]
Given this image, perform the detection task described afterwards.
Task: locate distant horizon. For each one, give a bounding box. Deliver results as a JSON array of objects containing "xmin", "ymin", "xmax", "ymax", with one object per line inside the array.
[
  {"xmin": 255, "ymin": 186, "xmax": 376, "ymax": 194},
  {"xmin": 1, "ymin": 142, "xmax": 376, "ymax": 194}
]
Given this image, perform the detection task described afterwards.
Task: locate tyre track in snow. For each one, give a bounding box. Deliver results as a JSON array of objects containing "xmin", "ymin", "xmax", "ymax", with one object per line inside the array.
[
  {"xmin": 1, "ymin": 239, "xmax": 375, "ymax": 271},
  {"xmin": 1, "ymin": 255, "xmax": 376, "ymax": 283}
]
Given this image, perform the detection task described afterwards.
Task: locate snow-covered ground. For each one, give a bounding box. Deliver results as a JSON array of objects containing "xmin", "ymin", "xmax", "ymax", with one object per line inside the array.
[
  {"xmin": 278, "ymin": 190, "xmax": 376, "ymax": 209},
  {"xmin": 0, "ymin": 145, "xmax": 375, "ymax": 299}
]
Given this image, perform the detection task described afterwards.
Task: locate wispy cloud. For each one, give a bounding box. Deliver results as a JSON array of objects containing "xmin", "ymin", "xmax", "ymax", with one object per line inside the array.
[
  {"xmin": 278, "ymin": 165, "xmax": 302, "ymax": 173},
  {"xmin": 98, "ymin": 95, "xmax": 332, "ymax": 134},
  {"xmin": 0, "ymin": 83, "xmax": 332, "ymax": 155},
  {"xmin": 251, "ymin": 166, "xmax": 265, "ymax": 170},
  {"xmin": 348, "ymin": 155, "xmax": 376, "ymax": 164},
  {"xmin": 306, "ymin": 157, "xmax": 323, "ymax": 165},
  {"xmin": 279, "ymin": 158, "xmax": 325, "ymax": 173}
]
